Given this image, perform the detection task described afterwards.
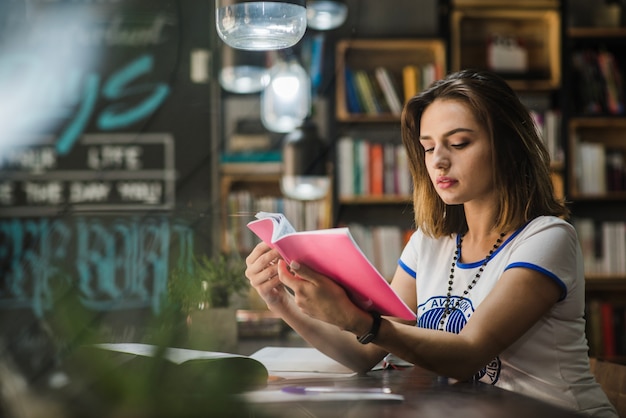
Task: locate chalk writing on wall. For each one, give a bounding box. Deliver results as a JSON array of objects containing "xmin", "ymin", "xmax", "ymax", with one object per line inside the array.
[
  {"xmin": 0, "ymin": 216, "xmax": 195, "ymax": 318},
  {"xmin": 0, "ymin": 133, "xmax": 175, "ymax": 216},
  {"xmin": 0, "ymin": 1, "xmax": 212, "ymax": 322}
]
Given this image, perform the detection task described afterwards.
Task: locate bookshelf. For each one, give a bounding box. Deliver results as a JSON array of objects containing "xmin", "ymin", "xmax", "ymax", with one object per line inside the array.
[
  {"xmin": 219, "ymin": 163, "xmax": 333, "ymax": 255},
  {"xmin": 331, "ymin": 38, "xmax": 446, "ymax": 276},
  {"xmin": 450, "ymin": 0, "xmax": 561, "ymax": 91},
  {"xmin": 561, "ymin": 11, "xmax": 626, "ymax": 359},
  {"xmin": 449, "ymin": 0, "xmax": 565, "ymax": 201},
  {"xmin": 335, "ymin": 39, "xmax": 446, "ymax": 123}
]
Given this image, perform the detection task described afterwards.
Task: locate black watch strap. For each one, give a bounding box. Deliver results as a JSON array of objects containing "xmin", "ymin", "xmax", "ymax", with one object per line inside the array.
[{"xmin": 357, "ymin": 312, "xmax": 382, "ymax": 344}]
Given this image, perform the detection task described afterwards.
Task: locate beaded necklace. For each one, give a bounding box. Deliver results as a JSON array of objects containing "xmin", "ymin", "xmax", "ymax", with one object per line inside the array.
[{"xmin": 438, "ymin": 231, "xmax": 506, "ymax": 331}]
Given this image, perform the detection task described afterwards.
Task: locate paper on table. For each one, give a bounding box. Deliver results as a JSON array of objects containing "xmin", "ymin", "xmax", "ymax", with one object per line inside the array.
[
  {"xmin": 250, "ymin": 346, "xmax": 357, "ymax": 378},
  {"xmin": 241, "ymin": 389, "xmax": 404, "ymax": 403}
]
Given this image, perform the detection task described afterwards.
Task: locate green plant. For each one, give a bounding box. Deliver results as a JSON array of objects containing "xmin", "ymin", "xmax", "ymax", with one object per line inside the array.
[{"xmin": 168, "ymin": 253, "xmax": 248, "ymax": 311}]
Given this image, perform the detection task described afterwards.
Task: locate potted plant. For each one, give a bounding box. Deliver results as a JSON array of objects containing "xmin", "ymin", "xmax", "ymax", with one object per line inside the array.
[{"xmin": 167, "ymin": 253, "xmax": 248, "ymax": 353}]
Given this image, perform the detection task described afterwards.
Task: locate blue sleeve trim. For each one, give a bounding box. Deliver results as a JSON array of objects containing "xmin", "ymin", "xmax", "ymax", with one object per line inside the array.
[
  {"xmin": 504, "ymin": 262, "xmax": 567, "ymax": 301},
  {"xmin": 398, "ymin": 258, "xmax": 416, "ymax": 278}
]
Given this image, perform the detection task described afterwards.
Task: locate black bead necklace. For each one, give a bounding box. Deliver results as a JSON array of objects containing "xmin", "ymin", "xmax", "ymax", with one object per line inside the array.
[{"xmin": 439, "ymin": 231, "xmax": 506, "ymax": 331}]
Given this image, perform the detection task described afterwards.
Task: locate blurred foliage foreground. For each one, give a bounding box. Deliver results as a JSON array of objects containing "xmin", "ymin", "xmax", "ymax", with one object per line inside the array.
[{"xmin": 0, "ymin": 281, "xmax": 269, "ymax": 418}]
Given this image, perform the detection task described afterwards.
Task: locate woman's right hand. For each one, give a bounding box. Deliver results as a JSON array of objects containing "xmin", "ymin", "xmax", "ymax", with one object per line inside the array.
[{"xmin": 245, "ymin": 242, "xmax": 290, "ymax": 309}]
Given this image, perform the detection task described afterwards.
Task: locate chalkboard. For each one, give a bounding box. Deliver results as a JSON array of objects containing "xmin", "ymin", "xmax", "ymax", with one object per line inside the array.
[{"xmin": 0, "ymin": 0, "xmax": 219, "ymax": 405}]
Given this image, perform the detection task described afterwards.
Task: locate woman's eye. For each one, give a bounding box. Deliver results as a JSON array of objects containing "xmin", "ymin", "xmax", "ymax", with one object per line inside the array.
[
  {"xmin": 423, "ymin": 147, "xmax": 434, "ymax": 153},
  {"xmin": 451, "ymin": 142, "xmax": 468, "ymax": 149}
]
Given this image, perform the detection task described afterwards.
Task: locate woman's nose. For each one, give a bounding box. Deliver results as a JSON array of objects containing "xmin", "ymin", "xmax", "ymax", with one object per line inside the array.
[{"xmin": 431, "ymin": 147, "xmax": 450, "ymax": 169}]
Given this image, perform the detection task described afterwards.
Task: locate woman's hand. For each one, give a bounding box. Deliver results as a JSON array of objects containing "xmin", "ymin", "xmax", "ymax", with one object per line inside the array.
[
  {"xmin": 277, "ymin": 259, "xmax": 365, "ymax": 334},
  {"xmin": 245, "ymin": 242, "xmax": 290, "ymax": 309}
]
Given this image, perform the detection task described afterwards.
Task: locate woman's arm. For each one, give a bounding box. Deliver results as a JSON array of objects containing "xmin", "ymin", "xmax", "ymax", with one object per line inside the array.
[
  {"xmin": 247, "ymin": 242, "xmax": 561, "ymax": 380},
  {"xmin": 245, "ymin": 242, "xmax": 415, "ymax": 372},
  {"xmin": 369, "ymin": 267, "xmax": 562, "ymax": 380}
]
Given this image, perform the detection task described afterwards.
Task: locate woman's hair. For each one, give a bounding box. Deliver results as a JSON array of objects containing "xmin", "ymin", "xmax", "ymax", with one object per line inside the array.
[{"xmin": 401, "ymin": 69, "xmax": 569, "ymax": 238}]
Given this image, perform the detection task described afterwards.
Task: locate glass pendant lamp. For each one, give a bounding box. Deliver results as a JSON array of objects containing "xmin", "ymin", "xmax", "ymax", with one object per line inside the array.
[
  {"xmin": 281, "ymin": 119, "xmax": 330, "ymax": 201},
  {"xmin": 219, "ymin": 45, "xmax": 274, "ymax": 93},
  {"xmin": 306, "ymin": 0, "xmax": 347, "ymax": 30},
  {"xmin": 215, "ymin": 0, "xmax": 307, "ymax": 51},
  {"xmin": 260, "ymin": 56, "xmax": 310, "ymax": 133}
]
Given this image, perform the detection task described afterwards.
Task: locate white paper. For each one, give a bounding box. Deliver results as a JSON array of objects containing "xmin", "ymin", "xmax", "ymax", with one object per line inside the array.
[
  {"xmin": 249, "ymin": 346, "xmax": 356, "ymax": 375},
  {"xmin": 241, "ymin": 389, "xmax": 404, "ymax": 403}
]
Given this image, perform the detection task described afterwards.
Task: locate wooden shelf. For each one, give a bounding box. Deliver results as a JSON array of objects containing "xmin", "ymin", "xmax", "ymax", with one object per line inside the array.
[
  {"xmin": 568, "ymin": 27, "xmax": 626, "ymax": 39},
  {"xmin": 566, "ymin": 118, "xmax": 626, "ymax": 199},
  {"xmin": 219, "ymin": 166, "xmax": 333, "ymax": 253},
  {"xmin": 335, "ymin": 38, "xmax": 446, "ymax": 122},
  {"xmin": 339, "ymin": 195, "xmax": 412, "ymax": 205},
  {"xmin": 585, "ymin": 277, "xmax": 626, "ymax": 292},
  {"xmin": 450, "ymin": 7, "xmax": 560, "ymax": 91},
  {"xmin": 452, "ymin": 0, "xmax": 559, "ymax": 8},
  {"xmin": 569, "ymin": 117, "xmax": 626, "ymax": 129}
]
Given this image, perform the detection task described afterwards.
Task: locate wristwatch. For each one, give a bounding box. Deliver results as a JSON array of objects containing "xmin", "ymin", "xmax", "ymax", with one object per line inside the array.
[{"xmin": 357, "ymin": 312, "xmax": 382, "ymax": 344}]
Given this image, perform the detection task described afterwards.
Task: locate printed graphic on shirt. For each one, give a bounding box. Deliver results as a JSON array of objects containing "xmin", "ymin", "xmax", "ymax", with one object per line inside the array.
[{"xmin": 417, "ymin": 296, "xmax": 501, "ymax": 385}]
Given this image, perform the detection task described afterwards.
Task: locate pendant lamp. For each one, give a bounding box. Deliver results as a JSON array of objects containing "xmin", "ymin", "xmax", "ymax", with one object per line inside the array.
[
  {"xmin": 306, "ymin": 0, "xmax": 347, "ymax": 30},
  {"xmin": 260, "ymin": 56, "xmax": 310, "ymax": 133},
  {"xmin": 281, "ymin": 119, "xmax": 330, "ymax": 201},
  {"xmin": 219, "ymin": 45, "xmax": 274, "ymax": 93},
  {"xmin": 215, "ymin": 0, "xmax": 307, "ymax": 51}
]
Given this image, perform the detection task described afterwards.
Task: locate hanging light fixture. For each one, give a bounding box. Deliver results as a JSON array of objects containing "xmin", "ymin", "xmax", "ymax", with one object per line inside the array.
[
  {"xmin": 215, "ymin": 0, "xmax": 307, "ymax": 51},
  {"xmin": 260, "ymin": 55, "xmax": 311, "ymax": 133},
  {"xmin": 219, "ymin": 45, "xmax": 274, "ymax": 93},
  {"xmin": 306, "ymin": 0, "xmax": 347, "ymax": 30},
  {"xmin": 281, "ymin": 119, "xmax": 330, "ymax": 201}
]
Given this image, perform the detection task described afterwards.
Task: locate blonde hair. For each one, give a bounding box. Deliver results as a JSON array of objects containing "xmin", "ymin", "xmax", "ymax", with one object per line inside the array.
[{"xmin": 401, "ymin": 69, "xmax": 569, "ymax": 238}]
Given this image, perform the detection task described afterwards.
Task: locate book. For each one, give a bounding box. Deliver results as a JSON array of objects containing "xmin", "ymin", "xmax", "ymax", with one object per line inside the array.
[
  {"xmin": 369, "ymin": 142, "xmax": 384, "ymax": 195},
  {"xmin": 354, "ymin": 69, "xmax": 380, "ymax": 114},
  {"xmin": 88, "ymin": 343, "xmax": 269, "ymax": 394},
  {"xmin": 374, "ymin": 67, "xmax": 403, "ymax": 115},
  {"xmin": 402, "ymin": 65, "xmax": 420, "ymax": 102},
  {"xmin": 246, "ymin": 212, "xmax": 416, "ymax": 321},
  {"xmin": 354, "ymin": 139, "xmax": 370, "ymax": 195},
  {"xmin": 597, "ymin": 50, "xmax": 624, "ymax": 115},
  {"xmin": 337, "ymin": 136, "xmax": 355, "ymax": 199},
  {"xmin": 601, "ymin": 302, "xmax": 617, "ymax": 358},
  {"xmin": 344, "ymin": 68, "xmax": 363, "ymax": 113},
  {"xmin": 383, "ymin": 142, "xmax": 397, "ymax": 195},
  {"xmin": 587, "ymin": 299, "xmax": 604, "ymax": 357}
]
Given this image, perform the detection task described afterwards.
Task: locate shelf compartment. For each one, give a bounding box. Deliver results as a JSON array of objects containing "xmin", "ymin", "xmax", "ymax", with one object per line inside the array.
[
  {"xmin": 567, "ymin": 118, "xmax": 626, "ymax": 199},
  {"xmin": 335, "ymin": 39, "xmax": 446, "ymax": 122},
  {"xmin": 450, "ymin": 7, "xmax": 560, "ymax": 90}
]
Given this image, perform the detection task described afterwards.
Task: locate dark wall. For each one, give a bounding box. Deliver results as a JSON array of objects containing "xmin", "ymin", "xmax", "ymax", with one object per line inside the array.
[{"xmin": 0, "ymin": 0, "xmax": 218, "ymax": 384}]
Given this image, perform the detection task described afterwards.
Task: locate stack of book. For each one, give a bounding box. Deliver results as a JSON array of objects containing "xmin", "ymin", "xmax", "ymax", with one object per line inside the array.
[
  {"xmin": 530, "ymin": 109, "xmax": 563, "ymax": 164},
  {"xmin": 586, "ymin": 298, "xmax": 626, "ymax": 360},
  {"xmin": 344, "ymin": 63, "xmax": 441, "ymax": 116},
  {"xmin": 572, "ymin": 49, "xmax": 625, "ymax": 116},
  {"xmin": 573, "ymin": 217, "xmax": 626, "ymax": 275},
  {"xmin": 336, "ymin": 136, "xmax": 412, "ymax": 200},
  {"xmin": 225, "ymin": 191, "xmax": 329, "ymax": 254},
  {"xmin": 575, "ymin": 141, "xmax": 626, "ymax": 195},
  {"xmin": 346, "ymin": 222, "xmax": 412, "ymax": 280}
]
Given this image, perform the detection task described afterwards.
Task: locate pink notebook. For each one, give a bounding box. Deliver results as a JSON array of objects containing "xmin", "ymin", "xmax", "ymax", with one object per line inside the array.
[{"xmin": 247, "ymin": 212, "xmax": 415, "ymax": 321}]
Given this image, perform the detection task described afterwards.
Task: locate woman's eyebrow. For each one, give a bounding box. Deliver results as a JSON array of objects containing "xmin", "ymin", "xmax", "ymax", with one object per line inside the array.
[{"xmin": 419, "ymin": 127, "xmax": 475, "ymax": 141}]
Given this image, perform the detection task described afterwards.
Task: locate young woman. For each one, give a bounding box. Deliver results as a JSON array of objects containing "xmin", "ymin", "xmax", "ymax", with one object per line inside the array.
[{"xmin": 245, "ymin": 69, "xmax": 617, "ymax": 417}]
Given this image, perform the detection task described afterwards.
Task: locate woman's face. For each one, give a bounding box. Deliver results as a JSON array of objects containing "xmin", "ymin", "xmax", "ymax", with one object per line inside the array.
[{"xmin": 418, "ymin": 98, "xmax": 495, "ymax": 207}]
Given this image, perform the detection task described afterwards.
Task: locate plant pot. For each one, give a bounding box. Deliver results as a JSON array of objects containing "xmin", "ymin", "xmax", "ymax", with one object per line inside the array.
[{"xmin": 185, "ymin": 307, "xmax": 238, "ymax": 353}]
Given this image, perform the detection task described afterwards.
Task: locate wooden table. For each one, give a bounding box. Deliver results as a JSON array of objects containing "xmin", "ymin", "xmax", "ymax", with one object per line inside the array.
[{"xmin": 250, "ymin": 365, "xmax": 585, "ymax": 418}]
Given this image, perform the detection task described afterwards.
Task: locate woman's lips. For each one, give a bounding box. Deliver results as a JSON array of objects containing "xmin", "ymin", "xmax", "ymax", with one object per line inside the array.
[{"xmin": 436, "ymin": 176, "xmax": 457, "ymax": 189}]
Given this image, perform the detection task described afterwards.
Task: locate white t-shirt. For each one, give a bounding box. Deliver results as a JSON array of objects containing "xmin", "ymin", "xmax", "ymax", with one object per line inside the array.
[{"xmin": 399, "ymin": 216, "xmax": 617, "ymax": 417}]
